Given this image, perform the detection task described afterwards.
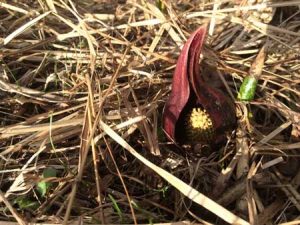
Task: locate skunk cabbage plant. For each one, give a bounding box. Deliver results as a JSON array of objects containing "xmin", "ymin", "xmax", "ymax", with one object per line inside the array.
[{"xmin": 162, "ymin": 26, "xmax": 236, "ymax": 145}]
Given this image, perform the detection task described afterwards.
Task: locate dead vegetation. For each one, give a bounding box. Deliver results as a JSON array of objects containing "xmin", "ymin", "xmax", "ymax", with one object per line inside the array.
[{"xmin": 0, "ymin": 0, "xmax": 300, "ymax": 224}]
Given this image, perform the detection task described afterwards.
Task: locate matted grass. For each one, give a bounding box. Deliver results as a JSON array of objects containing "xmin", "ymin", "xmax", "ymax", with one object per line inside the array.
[{"xmin": 0, "ymin": 0, "xmax": 300, "ymax": 224}]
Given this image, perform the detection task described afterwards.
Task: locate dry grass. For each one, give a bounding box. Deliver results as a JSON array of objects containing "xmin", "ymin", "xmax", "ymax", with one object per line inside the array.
[{"xmin": 0, "ymin": 0, "xmax": 300, "ymax": 224}]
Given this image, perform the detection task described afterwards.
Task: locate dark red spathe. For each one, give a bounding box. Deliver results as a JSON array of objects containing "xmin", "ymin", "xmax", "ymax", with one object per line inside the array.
[{"xmin": 162, "ymin": 26, "xmax": 236, "ymax": 144}]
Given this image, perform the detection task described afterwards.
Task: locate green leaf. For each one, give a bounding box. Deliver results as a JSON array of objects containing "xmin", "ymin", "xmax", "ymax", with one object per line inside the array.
[
  {"xmin": 238, "ymin": 76, "xmax": 258, "ymax": 101},
  {"xmin": 14, "ymin": 196, "xmax": 39, "ymax": 210},
  {"xmin": 37, "ymin": 167, "xmax": 57, "ymax": 197},
  {"xmin": 108, "ymin": 194, "xmax": 123, "ymax": 222}
]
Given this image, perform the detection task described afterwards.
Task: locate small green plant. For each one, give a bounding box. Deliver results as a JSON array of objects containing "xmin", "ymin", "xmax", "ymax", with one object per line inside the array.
[
  {"xmin": 238, "ymin": 76, "xmax": 258, "ymax": 101},
  {"xmin": 131, "ymin": 200, "xmax": 153, "ymax": 224},
  {"xmin": 108, "ymin": 194, "xmax": 123, "ymax": 222},
  {"xmin": 238, "ymin": 44, "xmax": 267, "ymax": 102},
  {"xmin": 14, "ymin": 196, "xmax": 39, "ymax": 211},
  {"xmin": 37, "ymin": 167, "xmax": 57, "ymax": 197}
]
